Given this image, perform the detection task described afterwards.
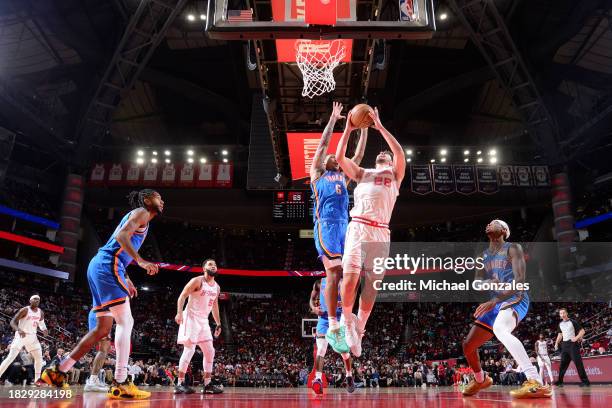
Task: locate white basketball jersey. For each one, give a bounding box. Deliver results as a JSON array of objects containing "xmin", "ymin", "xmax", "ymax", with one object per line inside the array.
[
  {"xmin": 185, "ymin": 279, "xmax": 219, "ymax": 318},
  {"xmin": 350, "ymin": 167, "xmax": 399, "ymax": 224},
  {"xmin": 536, "ymin": 340, "xmax": 548, "ymax": 356},
  {"xmin": 18, "ymin": 307, "xmax": 41, "ymax": 335}
]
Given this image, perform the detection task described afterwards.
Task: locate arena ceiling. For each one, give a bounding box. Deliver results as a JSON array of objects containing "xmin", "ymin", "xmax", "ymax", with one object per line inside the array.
[{"xmin": 0, "ymin": 0, "xmax": 611, "ymax": 173}]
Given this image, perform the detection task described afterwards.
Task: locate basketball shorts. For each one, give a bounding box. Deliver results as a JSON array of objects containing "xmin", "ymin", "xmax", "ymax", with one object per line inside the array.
[
  {"xmin": 314, "ymin": 219, "xmax": 347, "ymax": 265},
  {"xmin": 342, "ymin": 220, "xmax": 390, "ymax": 274},
  {"xmin": 177, "ymin": 311, "xmax": 212, "ymax": 345},
  {"xmin": 316, "ymin": 310, "xmax": 343, "ymax": 336},
  {"xmin": 10, "ymin": 332, "xmax": 41, "ymax": 353},
  {"xmin": 474, "ymin": 294, "xmax": 530, "ymax": 333},
  {"xmin": 87, "ymin": 253, "xmax": 129, "ymax": 314}
]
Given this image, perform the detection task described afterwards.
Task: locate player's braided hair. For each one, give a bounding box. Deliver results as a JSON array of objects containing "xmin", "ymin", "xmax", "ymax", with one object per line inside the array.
[{"xmin": 127, "ymin": 189, "xmax": 157, "ymax": 209}]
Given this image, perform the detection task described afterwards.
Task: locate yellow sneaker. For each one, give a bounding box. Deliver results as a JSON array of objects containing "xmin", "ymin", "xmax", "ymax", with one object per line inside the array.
[
  {"xmin": 462, "ymin": 375, "xmax": 493, "ymax": 396},
  {"xmin": 108, "ymin": 380, "xmax": 151, "ymax": 399},
  {"xmin": 40, "ymin": 366, "xmax": 68, "ymax": 388},
  {"xmin": 510, "ymin": 379, "xmax": 552, "ymax": 399}
]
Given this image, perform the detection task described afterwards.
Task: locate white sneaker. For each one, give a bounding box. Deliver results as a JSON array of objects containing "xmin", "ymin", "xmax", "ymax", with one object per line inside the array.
[
  {"xmin": 350, "ymin": 313, "xmax": 364, "ymax": 357},
  {"xmin": 345, "ymin": 323, "xmax": 359, "ymax": 356},
  {"xmin": 84, "ymin": 376, "xmax": 109, "ymax": 392}
]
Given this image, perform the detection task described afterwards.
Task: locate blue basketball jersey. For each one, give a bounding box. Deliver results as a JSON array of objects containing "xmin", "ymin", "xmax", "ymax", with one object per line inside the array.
[
  {"xmin": 98, "ymin": 210, "xmax": 148, "ymax": 269},
  {"xmin": 311, "ymin": 170, "xmax": 348, "ymax": 223},
  {"xmin": 482, "ymin": 241, "xmax": 528, "ymax": 300},
  {"xmin": 319, "ymin": 278, "xmax": 342, "ymax": 316}
]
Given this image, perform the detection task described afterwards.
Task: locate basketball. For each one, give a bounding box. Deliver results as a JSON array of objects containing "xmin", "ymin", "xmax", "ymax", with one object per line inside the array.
[{"xmin": 350, "ymin": 104, "xmax": 374, "ymax": 128}]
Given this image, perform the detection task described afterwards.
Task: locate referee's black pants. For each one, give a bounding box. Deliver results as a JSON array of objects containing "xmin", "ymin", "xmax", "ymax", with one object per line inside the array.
[{"xmin": 558, "ymin": 341, "xmax": 590, "ymax": 384}]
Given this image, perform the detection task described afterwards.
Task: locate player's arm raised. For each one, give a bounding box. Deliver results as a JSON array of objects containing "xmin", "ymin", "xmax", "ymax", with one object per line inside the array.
[
  {"xmin": 310, "ymin": 102, "xmax": 345, "ymax": 182},
  {"xmin": 175, "ymin": 278, "xmax": 200, "ymax": 324},
  {"xmin": 115, "ymin": 208, "xmax": 158, "ymax": 275},
  {"xmin": 369, "ymin": 108, "xmax": 406, "ymax": 185},
  {"xmin": 212, "ymin": 296, "xmax": 222, "ymax": 338},
  {"xmin": 309, "ymin": 281, "xmax": 322, "ymax": 316},
  {"xmin": 39, "ymin": 309, "xmax": 48, "ymax": 336},
  {"xmin": 336, "ymin": 111, "xmax": 364, "ymax": 182},
  {"xmin": 11, "ymin": 307, "xmax": 27, "ymax": 337},
  {"xmin": 351, "ymin": 128, "xmax": 368, "ymax": 166}
]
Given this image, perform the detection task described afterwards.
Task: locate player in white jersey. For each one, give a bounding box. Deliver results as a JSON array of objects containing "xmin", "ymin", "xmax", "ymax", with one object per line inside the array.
[
  {"xmin": 174, "ymin": 259, "xmax": 223, "ymax": 394},
  {"xmin": 0, "ymin": 295, "xmax": 48, "ymax": 384},
  {"xmin": 535, "ymin": 333, "xmax": 553, "ymax": 384},
  {"xmin": 335, "ymin": 107, "xmax": 405, "ymax": 357}
]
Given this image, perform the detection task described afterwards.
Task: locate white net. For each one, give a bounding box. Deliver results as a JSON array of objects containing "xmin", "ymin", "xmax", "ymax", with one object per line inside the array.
[{"xmin": 295, "ymin": 39, "xmax": 346, "ymax": 99}]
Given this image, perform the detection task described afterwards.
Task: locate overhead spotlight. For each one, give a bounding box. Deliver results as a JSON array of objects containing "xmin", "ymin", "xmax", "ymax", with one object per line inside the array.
[
  {"xmin": 222, "ymin": 158, "xmax": 228, "ymax": 163},
  {"xmin": 187, "ymin": 149, "xmax": 194, "ymax": 156},
  {"xmin": 477, "ymin": 157, "xmax": 483, "ymax": 163},
  {"xmin": 430, "ymin": 159, "xmax": 436, "ymax": 163},
  {"xmin": 187, "ymin": 14, "xmax": 195, "ymax": 21},
  {"xmin": 200, "ymin": 158, "xmax": 207, "ymax": 164},
  {"xmin": 406, "ymin": 158, "xmax": 412, "ymax": 163},
  {"xmin": 476, "ymin": 150, "xmax": 482, "ymax": 155},
  {"xmin": 141, "ymin": 286, "xmax": 149, "ymax": 291},
  {"xmin": 187, "ymin": 158, "xmax": 194, "ymax": 163},
  {"xmin": 151, "ymin": 158, "xmax": 158, "ymax": 164},
  {"xmin": 490, "ymin": 157, "xmax": 498, "ymax": 164},
  {"xmin": 464, "ymin": 158, "xmax": 469, "ymax": 163},
  {"xmin": 221, "ymin": 149, "xmax": 228, "ymax": 156},
  {"xmin": 152, "ymin": 151, "xmax": 158, "ymax": 156},
  {"xmin": 440, "ymin": 157, "xmax": 447, "ymax": 163},
  {"xmin": 200, "ymin": 14, "xmax": 206, "ymax": 21},
  {"xmin": 440, "ymin": 149, "xmax": 447, "ymax": 156},
  {"xmin": 463, "ymin": 150, "xmax": 470, "ymax": 155},
  {"xmin": 439, "ymin": 13, "xmax": 448, "ymax": 21},
  {"xmin": 164, "ymin": 150, "xmax": 171, "ymax": 156},
  {"xmin": 137, "ymin": 150, "xmax": 144, "ymax": 156},
  {"xmin": 165, "ymin": 158, "xmax": 171, "ymax": 164},
  {"xmin": 136, "ymin": 157, "xmax": 144, "ymax": 164},
  {"xmin": 489, "ymin": 149, "xmax": 497, "ymax": 156},
  {"xmin": 406, "ymin": 149, "xmax": 413, "ymax": 155}
]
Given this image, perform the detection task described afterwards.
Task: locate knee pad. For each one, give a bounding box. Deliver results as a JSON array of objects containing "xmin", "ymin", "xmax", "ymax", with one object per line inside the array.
[
  {"xmin": 316, "ymin": 337, "xmax": 328, "ymax": 358},
  {"xmin": 179, "ymin": 344, "xmax": 196, "ymax": 373},
  {"xmin": 199, "ymin": 342, "xmax": 215, "ymax": 373}
]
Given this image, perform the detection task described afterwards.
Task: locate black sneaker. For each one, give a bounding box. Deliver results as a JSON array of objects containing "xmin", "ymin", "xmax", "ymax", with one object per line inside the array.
[
  {"xmin": 346, "ymin": 376, "xmax": 355, "ymax": 393},
  {"xmin": 203, "ymin": 383, "xmax": 224, "ymax": 394},
  {"xmin": 174, "ymin": 382, "xmax": 196, "ymax": 394},
  {"xmin": 579, "ymin": 382, "xmax": 590, "ymax": 387}
]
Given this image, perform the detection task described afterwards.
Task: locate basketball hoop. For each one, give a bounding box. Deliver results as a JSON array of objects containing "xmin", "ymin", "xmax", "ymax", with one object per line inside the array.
[{"xmin": 295, "ymin": 39, "xmax": 346, "ymax": 98}]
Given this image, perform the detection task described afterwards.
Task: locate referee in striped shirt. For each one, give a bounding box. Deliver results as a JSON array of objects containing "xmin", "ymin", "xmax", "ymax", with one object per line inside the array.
[{"xmin": 554, "ymin": 308, "xmax": 590, "ymax": 386}]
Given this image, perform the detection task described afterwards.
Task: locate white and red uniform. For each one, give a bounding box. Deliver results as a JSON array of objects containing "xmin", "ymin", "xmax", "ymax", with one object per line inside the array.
[
  {"xmin": 11, "ymin": 306, "xmax": 43, "ymax": 352},
  {"xmin": 343, "ymin": 166, "xmax": 399, "ymax": 273},
  {"xmin": 536, "ymin": 339, "xmax": 553, "ymax": 382},
  {"xmin": 177, "ymin": 279, "xmax": 220, "ymax": 345}
]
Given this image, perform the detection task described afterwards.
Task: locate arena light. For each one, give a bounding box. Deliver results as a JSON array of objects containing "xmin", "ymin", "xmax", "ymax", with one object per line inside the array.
[
  {"xmin": 137, "ymin": 150, "xmax": 144, "ymax": 156},
  {"xmin": 440, "ymin": 149, "xmax": 447, "ymax": 156},
  {"xmin": 186, "ymin": 14, "xmax": 195, "ymax": 21},
  {"xmin": 200, "ymin": 158, "xmax": 207, "ymax": 164},
  {"xmin": 165, "ymin": 158, "xmax": 171, "ymax": 164},
  {"xmin": 406, "ymin": 149, "xmax": 413, "ymax": 155},
  {"xmin": 440, "ymin": 157, "xmax": 447, "ymax": 163},
  {"xmin": 439, "ymin": 13, "xmax": 448, "ymax": 21},
  {"xmin": 223, "ymin": 158, "xmax": 228, "ymax": 163},
  {"xmin": 221, "ymin": 149, "xmax": 228, "ymax": 156},
  {"xmin": 430, "ymin": 159, "xmax": 435, "ymax": 163},
  {"xmin": 187, "ymin": 149, "xmax": 194, "ymax": 156},
  {"xmin": 406, "ymin": 158, "xmax": 412, "ymax": 163},
  {"xmin": 477, "ymin": 157, "xmax": 483, "ymax": 163},
  {"xmin": 187, "ymin": 158, "xmax": 194, "ymax": 163},
  {"xmin": 477, "ymin": 150, "xmax": 482, "ymax": 155},
  {"xmin": 151, "ymin": 158, "xmax": 158, "ymax": 164},
  {"xmin": 464, "ymin": 150, "xmax": 470, "ymax": 155},
  {"xmin": 164, "ymin": 150, "xmax": 171, "ymax": 156},
  {"xmin": 490, "ymin": 157, "xmax": 498, "ymax": 164},
  {"xmin": 152, "ymin": 151, "xmax": 158, "ymax": 156},
  {"xmin": 141, "ymin": 286, "xmax": 149, "ymax": 291},
  {"xmin": 136, "ymin": 157, "xmax": 144, "ymax": 164},
  {"xmin": 489, "ymin": 149, "xmax": 497, "ymax": 156},
  {"xmin": 464, "ymin": 158, "xmax": 469, "ymax": 163},
  {"xmin": 200, "ymin": 14, "xmax": 206, "ymax": 21}
]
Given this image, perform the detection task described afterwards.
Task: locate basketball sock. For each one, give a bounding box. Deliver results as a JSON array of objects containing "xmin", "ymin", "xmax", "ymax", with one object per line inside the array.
[
  {"xmin": 342, "ymin": 307, "xmax": 353, "ymax": 325},
  {"xmin": 33, "ymin": 349, "xmax": 43, "ymax": 381},
  {"xmin": 357, "ymin": 309, "xmax": 371, "ymax": 332},
  {"xmin": 204, "ymin": 377, "xmax": 211, "ymax": 386},
  {"xmin": 492, "ymin": 308, "xmax": 541, "ymax": 384},
  {"xmin": 474, "ymin": 370, "xmax": 484, "ymax": 383},
  {"xmin": 329, "ymin": 316, "xmax": 339, "ymax": 330},
  {"xmin": 109, "ymin": 301, "xmax": 134, "ymax": 383},
  {"xmin": 346, "ymin": 371, "xmax": 352, "ymax": 378},
  {"xmin": 315, "ymin": 371, "xmax": 322, "ymax": 380},
  {"xmin": 58, "ymin": 357, "xmax": 76, "ymax": 373}
]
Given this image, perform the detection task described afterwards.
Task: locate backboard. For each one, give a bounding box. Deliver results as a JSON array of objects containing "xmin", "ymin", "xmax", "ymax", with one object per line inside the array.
[{"xmin": 205, "ymin": 0, "xmax": 436, "ymax": 40}]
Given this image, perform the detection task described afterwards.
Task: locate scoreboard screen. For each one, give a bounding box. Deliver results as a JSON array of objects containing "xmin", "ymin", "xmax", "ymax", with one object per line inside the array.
[{"xmin": 273, "ymin": 191, "xmax": 309, "ymax": 222}]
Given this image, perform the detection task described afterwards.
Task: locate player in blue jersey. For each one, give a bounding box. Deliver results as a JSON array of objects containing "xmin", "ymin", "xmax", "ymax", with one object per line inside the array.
[
  {"xmin": 310, "ymin": 102, "xmax": 367, "ymax": 354},
  {"xmin": 462, "ymin": 219, "xmax": 551, "ymax": 399},
  {"xmin": 41, "ymin": 189, "xmax": 162, "ymax": 399},
  {"xmin": 309, "ymin": 279, "xmax": 354, "ymax": 395}
]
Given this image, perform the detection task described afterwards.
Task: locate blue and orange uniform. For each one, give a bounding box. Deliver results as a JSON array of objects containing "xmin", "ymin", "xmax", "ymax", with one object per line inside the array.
[
  {"xmin": 474, "ymin": 242, "xmax": 529, "ymax": 333},
  {"xmin": 311, "ymin": 170, "xmax": 349, "ymax": 263},
  {"xmin": 87, "ymin": 210, "xmax": 148, "ymax": 314},
  {"xmin": 316, "ymin": 278, "xmax": 342, "ymax": 336}
]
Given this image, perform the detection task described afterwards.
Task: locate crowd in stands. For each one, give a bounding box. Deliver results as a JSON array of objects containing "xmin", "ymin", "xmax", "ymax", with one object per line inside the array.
[
  {"xmin": 0, "ymin": 272, "xmax": 610, "ymax": 388},
  {"xmin": 0, "ymin": 179, "xmax": 57, "ymax": 220}
]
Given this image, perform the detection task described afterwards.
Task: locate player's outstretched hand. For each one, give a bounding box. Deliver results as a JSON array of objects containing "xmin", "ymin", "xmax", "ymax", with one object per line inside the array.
[
  {"xmin": 311, "ymin": 306, "xmax": 322, "ymax": 316},
  {"xmin": 138, "ymin": 259, "xmax": 159, "ymax": 275},
  {"xmin": 18, "ymin": 329, "xmax": 26, "ymax": 338},
  {"xmin": 344, "ymin": 110, "xmax": 356, "ymax": 133},
  {"xmin": 368, "ymin": 107, "xmax": 383, "ymax": 130},
  {"xmin": 331, "ymin": 101, "xmax": 345, "ymax": 121},
  {"xmin": 214, "ymin": 326, "xmax": 222, "ymax": 338},
  {"xmin": 473, "ymin": 300, "xmax": 496, "ymax": 319},
  {"xmin": 175, "ymin": 313, "xmax": 183, "ymax": 325}
]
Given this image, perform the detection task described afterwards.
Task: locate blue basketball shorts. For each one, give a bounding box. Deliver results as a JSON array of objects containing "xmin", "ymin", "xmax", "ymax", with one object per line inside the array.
[
  {"xmin": 87, "ymin": 253, "xmax": 129, "ymax": 314},
  {"xmin": 316, "ymin": 310, "xmax": 343, "ymax": 336},
  {"xmin": 314, "ymin": 219, "xmax": 347, "ymax": 261},
  {"xmin": 474, "ymin": 294, "xmax": 530, "ymax": 333}
]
